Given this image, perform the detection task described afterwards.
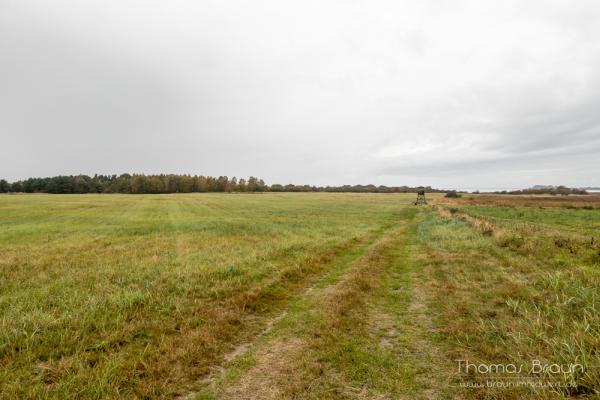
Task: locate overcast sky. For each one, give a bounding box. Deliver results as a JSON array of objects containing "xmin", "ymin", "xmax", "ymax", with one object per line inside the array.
[{"xmin": 1, "ymin": 0, "xmax": 599, "ymax": 188}]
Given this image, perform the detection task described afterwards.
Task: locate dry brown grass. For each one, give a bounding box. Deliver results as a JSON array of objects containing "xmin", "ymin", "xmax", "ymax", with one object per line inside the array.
[
  {"xmin": 223, "ymin": 337, "xmax": 307, "ymax": 400},
  {"xmin": 433, "ymin": 194, "xmax": 600, "ymax": 209}
]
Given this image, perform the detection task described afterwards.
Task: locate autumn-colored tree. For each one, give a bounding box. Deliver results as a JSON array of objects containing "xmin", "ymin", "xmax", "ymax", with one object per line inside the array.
[
  {"xmin": 4, "ymin": 174, "xmax": 456, "ymax": 194},
  {"xmin": 238, "ymin": 178, "xmax": 247, "ymax": 192},
  {"xmin": 247, "ymin": 176, "xmax": 258, "ymax": 192}
]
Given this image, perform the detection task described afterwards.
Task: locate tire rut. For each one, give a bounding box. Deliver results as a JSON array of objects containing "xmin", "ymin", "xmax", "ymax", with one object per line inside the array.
[
  {"xmin": 205, "ymin": 224, "xmax": 405, "ymax": 400},
  {"xmin": 174, "ymin": 225, "xmax": 395, "ymax": 399}
]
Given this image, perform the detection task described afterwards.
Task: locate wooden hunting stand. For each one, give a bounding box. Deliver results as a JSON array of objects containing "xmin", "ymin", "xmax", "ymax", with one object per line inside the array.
[{"xmin": 415, "ymin": 189, "xmax": 427, "ymax": 205}]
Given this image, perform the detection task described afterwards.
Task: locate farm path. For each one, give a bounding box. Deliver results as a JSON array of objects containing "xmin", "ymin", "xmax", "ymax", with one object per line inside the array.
[
  {"xmin": 172, "ymin": 219, "xmax": 393, "ymax": 400},
  {"xmin": 185, "ymin": 208, "xmax": 452, "ymax": 400}
]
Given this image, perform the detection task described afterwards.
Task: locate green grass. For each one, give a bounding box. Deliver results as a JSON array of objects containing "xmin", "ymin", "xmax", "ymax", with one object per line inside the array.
[
  {"xmin": 459, "ymin": 205, "xmax": 600, "ymax": 235},
  {"xmin": 425, "ymin": 203, "xmax": 600, "ymax": 399},
  {"xmin": 0, "ymin": 193, "xmax": 411, "ymax": 398},
  {"xmin": 1, "ymin": 193, "xmax": 599, "ymax": 399}
]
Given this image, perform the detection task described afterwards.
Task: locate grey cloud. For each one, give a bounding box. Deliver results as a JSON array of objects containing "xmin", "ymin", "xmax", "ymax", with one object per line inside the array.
[{"xmin": 1, "ymin": 0, "xmax": 599, "ymax": 188}]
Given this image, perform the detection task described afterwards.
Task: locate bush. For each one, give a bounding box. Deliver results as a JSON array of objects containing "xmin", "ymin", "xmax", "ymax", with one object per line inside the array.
[{"xmin": 445, "ymin": 191, "xmax": 461, "ymax": 198}]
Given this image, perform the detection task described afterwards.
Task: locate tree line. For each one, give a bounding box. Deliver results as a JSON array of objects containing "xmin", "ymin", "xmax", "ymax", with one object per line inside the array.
[
  {"xmin": 0, "ymin": 174, "xmax": 442, "ymax": 194},
  {"xmin": 492, "ymin": 186, "xmax": 588, "ymax": 195}
]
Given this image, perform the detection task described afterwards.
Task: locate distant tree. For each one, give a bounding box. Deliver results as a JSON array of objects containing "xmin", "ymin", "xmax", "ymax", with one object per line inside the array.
[
  {"xmin": 130, "ymin": 175, "xmax": 146, "ymax": 194},
  {"xmin": 107, "ymin": 174, "xmax": 132, "ymax": 193},
  {"xmin": 10, "ymin": 182, "xmax": 24, "ymax": 192},
  {"xmin": 238, "ymin": 178, "xmax": 247, "ymax": 192},
  {"xmin": 247, "ymin": 177, "xmax": 258, "ymax": 192},
  {"xmin": 158, "ymin": 175, "xmax": 169, "ymax": 193},
  {"xmin": 257, "ymin": 179, "xmax": 266, "ymax": 192},
  {"xmin": 196, "ymin": 175, "xmax": 208, "ymax": 192},
  {"xmin": 230, "ymin": 177, "xmax": 238, "ymax": 192},
  {"xmin": 167, "ymin": 175, "xmax": 179, "ymax": 193},
  {"xmin": 21, "ymin": 178, "xmax": 37, "ymax": 192},
  {"xmin": 73, "ymin": 175, "xmax": 92, "ymax": 193},
  {"xmin": 89, "ymin": 175, "xmax": 103, "ymax": 193},
  {"xmin": 146, "ymin": 176, "xmax": 164, "ymax": 193},
  {"xmin": 2, "ymin": 173, "xmax": 453, "ymax": 194},
  {"xmin": 46, "ymin": 176, "xmax": 75, "ymax": 194},
  {"xmin": 215, "ymin": 176, "xmax": 229, "ymax": 192},
  {"xmin": 181, "ymin": 175, "xmax": 193, "ymax": 193},
  {"xmin": 206, "ymin": 176, "xmax": 217, "ymax": 192}
]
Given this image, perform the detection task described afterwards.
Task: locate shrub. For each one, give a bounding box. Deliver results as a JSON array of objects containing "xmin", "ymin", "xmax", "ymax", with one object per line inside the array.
[{"xmin": 445, "ymin": 191, "xmax": 461, "ymax": 198}]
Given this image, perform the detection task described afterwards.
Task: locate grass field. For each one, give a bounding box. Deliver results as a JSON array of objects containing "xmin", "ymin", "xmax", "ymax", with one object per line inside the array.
[{"xmin": 1, "ymin": 193, "xmax": 599, "ymax": 399}]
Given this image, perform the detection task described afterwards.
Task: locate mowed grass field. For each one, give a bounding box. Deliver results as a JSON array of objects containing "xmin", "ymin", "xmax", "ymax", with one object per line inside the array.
[{"xmin": 1, "ymin": 193, "xmax": 599, "ymax": 399}]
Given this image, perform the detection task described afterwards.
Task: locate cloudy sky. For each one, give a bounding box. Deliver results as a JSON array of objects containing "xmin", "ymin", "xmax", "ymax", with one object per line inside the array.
[{"xmin": 1, "ymin": 0, "xmax": 599, "ymax": 189}]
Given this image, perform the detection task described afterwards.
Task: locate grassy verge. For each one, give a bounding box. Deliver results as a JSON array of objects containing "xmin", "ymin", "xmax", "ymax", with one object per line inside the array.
[{"xmin": 419, "ymin": 204, "xmax": 600, "ymax": 398}]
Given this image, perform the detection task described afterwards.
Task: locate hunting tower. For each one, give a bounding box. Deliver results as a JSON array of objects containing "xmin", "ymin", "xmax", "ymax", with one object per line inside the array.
[{"xmin": 415, "ymin": 189, "xmax": 427, "ymax": 205}]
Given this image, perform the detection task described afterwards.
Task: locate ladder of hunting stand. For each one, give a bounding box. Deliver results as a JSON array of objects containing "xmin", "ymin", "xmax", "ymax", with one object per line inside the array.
[{"xmin": 415, "ymin": 190, "xmax": 427, "ymax": 205}]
